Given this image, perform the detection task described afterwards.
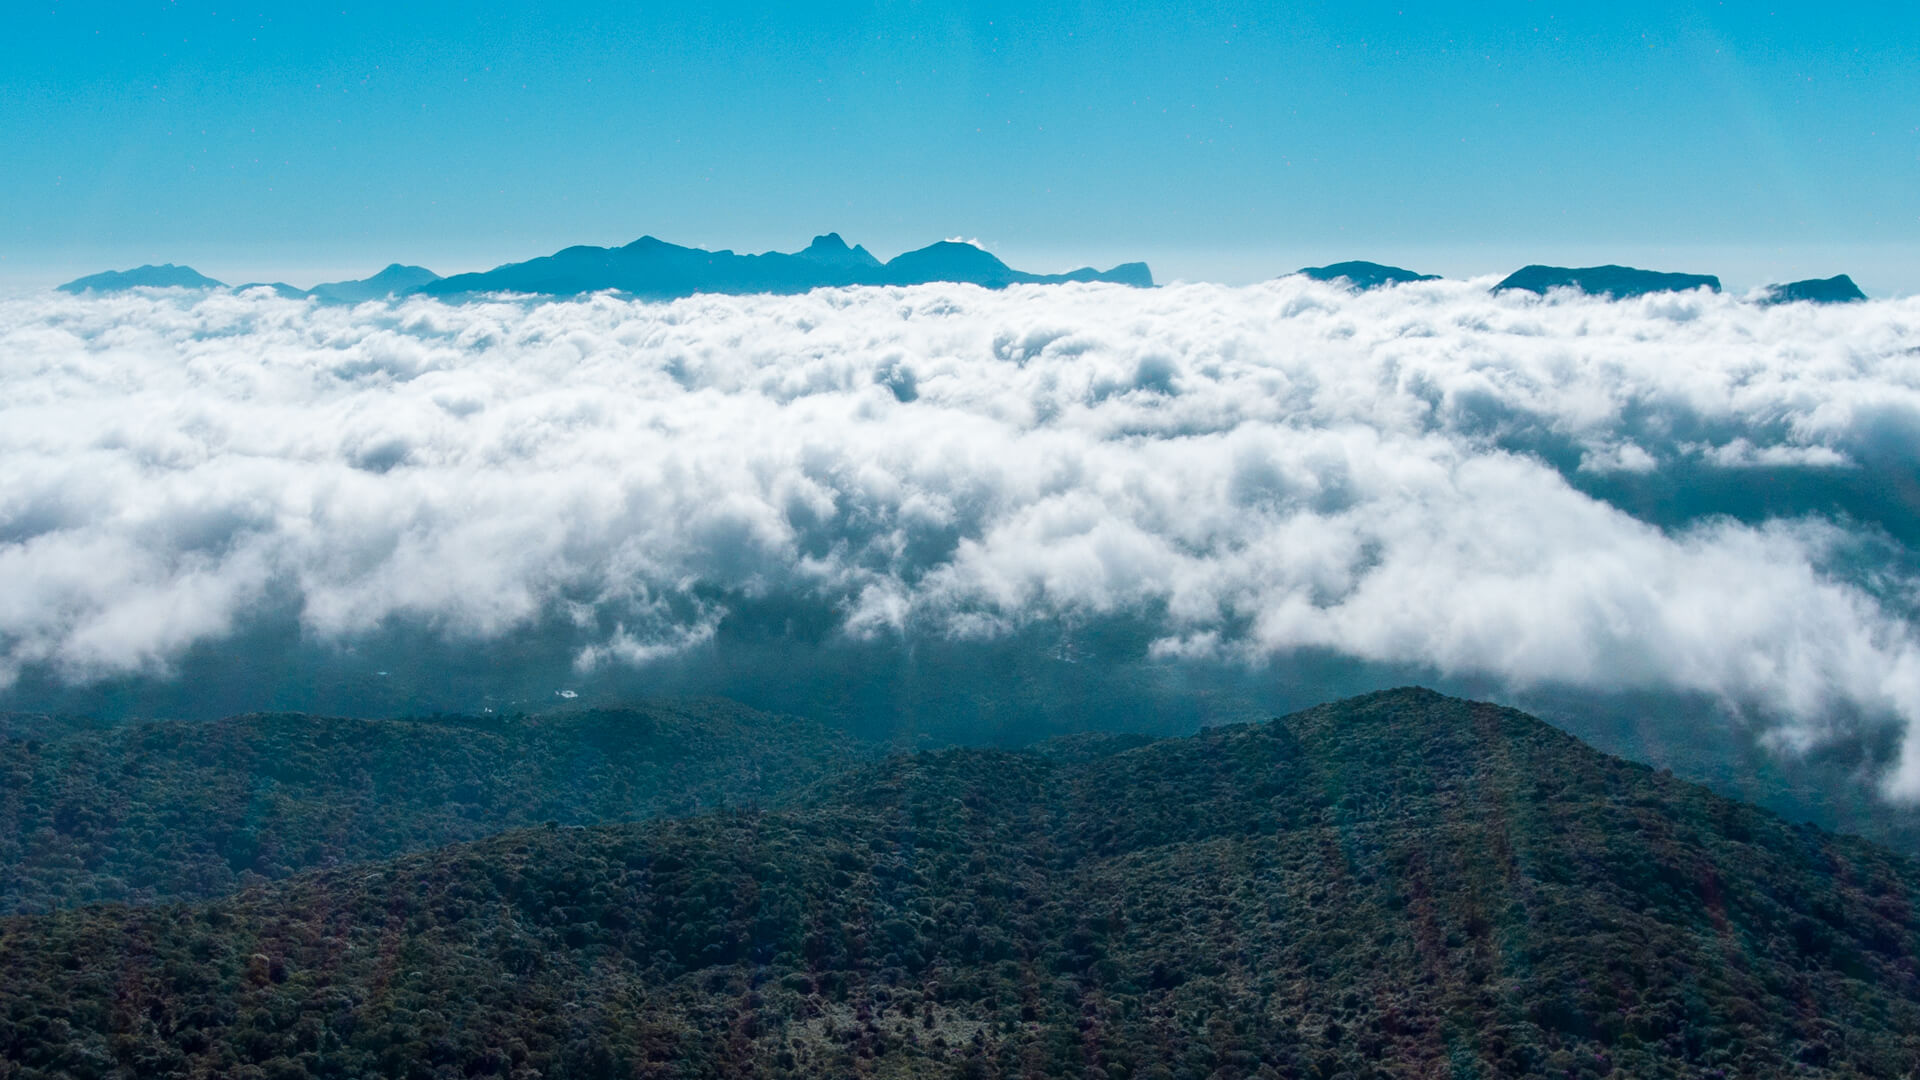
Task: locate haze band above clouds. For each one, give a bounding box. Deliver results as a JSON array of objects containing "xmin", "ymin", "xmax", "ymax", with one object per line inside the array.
[{"xmin": 5, "ymin": 281, "xmax": 1920, "ymax": 791}]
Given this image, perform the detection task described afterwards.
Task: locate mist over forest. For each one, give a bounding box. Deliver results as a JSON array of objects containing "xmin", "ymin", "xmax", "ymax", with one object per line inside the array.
[{"xmin": 4, "ymin": 279, "xmax": 1919, "ymax": 842}]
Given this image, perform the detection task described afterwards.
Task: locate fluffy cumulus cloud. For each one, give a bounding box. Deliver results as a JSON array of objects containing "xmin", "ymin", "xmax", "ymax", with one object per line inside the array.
[{"xmin": 5, "ymin": 281, "xmax": 1920, "ymax": 788}]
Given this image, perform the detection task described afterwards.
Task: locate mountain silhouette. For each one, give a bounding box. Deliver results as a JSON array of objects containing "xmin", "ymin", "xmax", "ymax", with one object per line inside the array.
[
  {"xmin": 81, "ymin": 254, "xmax": 1900, "ymax": 307},
  {"xmin": 792, "ymin": 232, "xmax": 882, "ymax": 271},
  {"xmin": 308, "ymin": 263, "xmax": 443, "ymax": 303},
  {"xmin": 4, "ymin": 689, "xmax": 1917, "ymax": 1078},
  {"xmin": 419, "ymin": 235, "xmax": 1153, "ymax": 298},
  {"xmin": 1298, "ymin": 260, "xmax": 1439, "ymax": 289},
  {"xmin": 880, "ymin": 239, "xmax": 1032, "ymax": 287},
  {"xmin": 236, "ymin": 265, "xmax": 444, "ymax": 302},
  {"xmin": 233, "ymin": 282, "xmax": 314, "ymax": 299},
  {"xmin": 1495, "ymin": 264, "xmax": 1721, "ymax": 298},
  {"xmin": 1763, "ymin": 274, "xmax": 1867, "ymax": 305},
  {"xmin": 56, "ymin": 264, "xmax": 225, "ymax": 293},
  {"xmin": 876, "ymin": 240, "xmax": 1152, "ymax": 288}
]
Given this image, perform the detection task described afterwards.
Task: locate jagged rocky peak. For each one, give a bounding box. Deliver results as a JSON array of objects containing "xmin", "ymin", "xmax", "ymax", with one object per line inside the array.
[
  {"xmin": 58, "ymin": 233, "xmax": 1160, "ymax": 302},
  {"xmin": 796, "ymin": 232, "xmax": 882, "ymax": 269},
  {"xmin": 419, "ymin": 233, "xmax": 1153, "ymax": 298}
]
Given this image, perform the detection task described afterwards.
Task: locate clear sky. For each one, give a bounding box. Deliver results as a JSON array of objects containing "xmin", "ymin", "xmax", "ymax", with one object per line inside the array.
[{"xmin": 4, "ymin": 1, "xmax": 1916, "ymax": 291}]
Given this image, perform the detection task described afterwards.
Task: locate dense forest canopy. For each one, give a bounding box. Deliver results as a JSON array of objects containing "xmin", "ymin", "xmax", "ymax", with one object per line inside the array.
[
  {"xmin": 5, "ymin": 689, "xmax": 1919, "ymax": 1078},
  {"xmin": 0, "ymin": 702, "xmax": 863, "ymax": 914}
]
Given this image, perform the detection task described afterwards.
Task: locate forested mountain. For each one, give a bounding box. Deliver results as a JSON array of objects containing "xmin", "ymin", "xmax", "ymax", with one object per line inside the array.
[
  {"xmin": 5, "ymin": 689, "xmax": 1918, "ymax": 1079},
  {"xmin": 0, "ymin": 703, "xmax": 864, "ymax": 914}
]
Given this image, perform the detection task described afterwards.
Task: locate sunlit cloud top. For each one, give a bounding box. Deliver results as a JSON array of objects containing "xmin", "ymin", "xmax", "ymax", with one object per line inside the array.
[{"xmin": 6, "ymin": 280, "xmax": 1920, "ymax": 789}]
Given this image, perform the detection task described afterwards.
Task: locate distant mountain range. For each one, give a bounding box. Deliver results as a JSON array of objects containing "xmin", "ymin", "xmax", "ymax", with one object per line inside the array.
[
  {"xmin": 1313, "ymin": 260, "xmax": 1863, "ymax": 303},
  {"xmin": 55, "ymin": 243, "xmax": 1871, "ymax": 303},
  {"xmin": 419, "ymin": 233, "xmax": 1153, "ymax": 298},
  {"xmin": 234, "ymin": 263, "xmax": 445, "ymax": 302},
  {"xmin": 54, "ymin": 234, "xmax": 1150, "ymax": 303},
  {"xmin": 59, "ymin": 263, "xmax": 442, "ymax": 302}
]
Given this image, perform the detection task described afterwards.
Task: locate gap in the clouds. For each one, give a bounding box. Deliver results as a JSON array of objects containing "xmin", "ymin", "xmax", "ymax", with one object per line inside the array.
[
  {"xmin": 1427, "ymin": 369, "xmax": 1920, "ymax": 557},
  {"xmin": 1568, "ymin": 465, "xmax": 1920, "ymax": 614},
  {"xmin": 1474, "ymin": 414, "xmax": 1920, "ymax": 584}
]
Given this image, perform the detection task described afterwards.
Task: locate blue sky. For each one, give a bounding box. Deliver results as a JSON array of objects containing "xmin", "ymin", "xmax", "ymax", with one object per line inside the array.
[{"xmin": 4, "ymin": 1, "xmax": 1916, "ymax": 290}]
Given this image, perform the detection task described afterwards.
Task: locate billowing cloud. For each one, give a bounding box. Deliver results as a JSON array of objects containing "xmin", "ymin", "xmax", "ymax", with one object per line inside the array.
[{"xmin": 5, "ymin": 281, "xmax": 1920, "ymax": 791}]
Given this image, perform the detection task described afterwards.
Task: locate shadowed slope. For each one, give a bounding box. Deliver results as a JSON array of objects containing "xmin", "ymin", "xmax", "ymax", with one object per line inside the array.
[
  {"xmin": 4, "ymin": 689, "xmax": 1918, "ymax": 1078},
  {"xmin": 0, "ymin": 702, "xmax": 864, "ymax": 913}
]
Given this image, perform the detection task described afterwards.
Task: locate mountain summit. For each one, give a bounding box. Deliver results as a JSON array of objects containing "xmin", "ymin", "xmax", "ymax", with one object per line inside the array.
[
  {"xmin": 308, "ymin": 263, "xmax": 443, "ymax": 303},
  {"xmin": 419, "ymin": 234, "xmax": 1153, "ymax": 298},
  {"xmin": 56, "ymin": 264, "xmax": 225, "ymax": 293},
  {"xmin": 794, "ymin": 232, "xmax": 882, "ymax": 271},
  {"xmin": 1298, "ymin": 260, "xmax": 1440, "ymax": 289},
  {"xmin": 1763, "ymin": 274, "xmax": 1867, "ymax": 305},
  {"xmin": 1495, "ymin": 264, "xmax": 1722, "ymax": 298}
]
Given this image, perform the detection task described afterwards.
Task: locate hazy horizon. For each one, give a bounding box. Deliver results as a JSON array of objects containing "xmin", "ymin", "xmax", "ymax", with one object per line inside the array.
[
  {"xmin": 7, "ymin": 236, "xmax": 1912, "ymax": 299},
  {"xmin": 7, "ymin": 2, "xmax": 1913, "ymax": 295}
]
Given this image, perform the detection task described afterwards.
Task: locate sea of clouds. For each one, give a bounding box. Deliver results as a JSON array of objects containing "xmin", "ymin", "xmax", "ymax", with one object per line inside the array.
[{"xmin": 5, "ymin": 279, "xmax": 1920, "ymax": 791}]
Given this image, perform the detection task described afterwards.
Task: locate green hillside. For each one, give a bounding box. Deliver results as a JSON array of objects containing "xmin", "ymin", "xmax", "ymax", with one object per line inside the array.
[
  {"xmin": 0, "ymin": 702, "xmax": 864, "ymax": 913},
  {"xmin": 4, "ymin": 689, "xmax": 1918, "ymax": 1078}
]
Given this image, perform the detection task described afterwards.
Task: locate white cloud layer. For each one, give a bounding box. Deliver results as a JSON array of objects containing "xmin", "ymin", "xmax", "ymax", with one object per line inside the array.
[{"xmin": 6, "ymin": 281, "xmax": 1920, "ymax": 789}]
